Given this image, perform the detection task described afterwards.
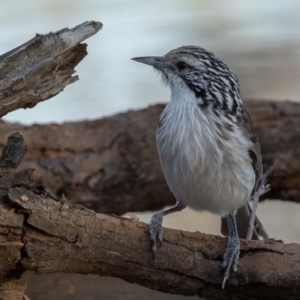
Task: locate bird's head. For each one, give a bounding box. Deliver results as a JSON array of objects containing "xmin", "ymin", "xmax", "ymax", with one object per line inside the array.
[{"xmin": 132, "ymin": 46, "xmax": 240, "ymax": 111}]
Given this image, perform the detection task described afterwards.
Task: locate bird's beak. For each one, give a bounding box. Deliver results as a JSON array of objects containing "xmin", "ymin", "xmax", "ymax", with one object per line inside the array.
[{"xmin": 131, "ymin": 56, "xmax": 166, "ymax": 71}]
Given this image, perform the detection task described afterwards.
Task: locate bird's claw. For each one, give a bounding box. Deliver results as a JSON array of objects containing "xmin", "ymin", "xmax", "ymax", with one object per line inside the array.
[
  {"xmin": 222, "ymin": 235, "xmax": 240, "ymax": 289},
  {"xmin": 149, "ymin": 213, "xmax": 163, "ymax": 254}
]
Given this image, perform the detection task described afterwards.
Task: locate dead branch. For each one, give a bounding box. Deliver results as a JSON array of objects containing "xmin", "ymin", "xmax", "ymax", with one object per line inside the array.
[
  {"xmin": 0, "ymin": 100, "xmax": 298, "ymax": 215},
  {"xmin": 0, "ymin": 21, "xmax": 102, "ymax": 117},
  {"xmin": 0, "ymin": 133, "xmax": 299, "ymax": 300}
]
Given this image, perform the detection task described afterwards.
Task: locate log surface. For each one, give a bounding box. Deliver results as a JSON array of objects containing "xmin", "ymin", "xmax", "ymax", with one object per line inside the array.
[
  {"xmin": 1, "ymin": 133, "xmax": 299, "ymax": 300},
  {"xmin": 0, "ymin": 167, "xmax": 299, "ymax": 300},
  {"xmin": 0, "ymin": 100, "xmax": 299, "ymax": 215}
]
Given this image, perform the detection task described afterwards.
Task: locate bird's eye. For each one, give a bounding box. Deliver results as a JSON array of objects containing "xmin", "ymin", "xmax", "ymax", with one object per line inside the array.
[{"xmin": 177, "ymin": 61, "xmax": 188, "ymax": 70}]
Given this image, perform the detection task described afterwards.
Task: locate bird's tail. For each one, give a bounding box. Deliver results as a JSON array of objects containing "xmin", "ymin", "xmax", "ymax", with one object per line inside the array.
[{"xmin": 221, "ymin": 202, "xmax": 269, "ymax": 240}]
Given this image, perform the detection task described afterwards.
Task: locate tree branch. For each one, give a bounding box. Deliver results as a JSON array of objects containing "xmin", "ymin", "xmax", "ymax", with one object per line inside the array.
[
  {"xmin": 0, "ymin": 100, "xmax": 299, "ymax": 215},
  {"xmin": 0, "ymin": 159, "xmax": 299, "ymax": 300},
  {"xmin": 0, "ymin": 21, "xmax": 102, "ymax": 117}
]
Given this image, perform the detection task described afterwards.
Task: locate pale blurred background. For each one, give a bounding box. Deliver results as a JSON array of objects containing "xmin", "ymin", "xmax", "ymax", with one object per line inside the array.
[{"xmin": 1, "ymin": 0, "xmax": 300, "ymax": 299}]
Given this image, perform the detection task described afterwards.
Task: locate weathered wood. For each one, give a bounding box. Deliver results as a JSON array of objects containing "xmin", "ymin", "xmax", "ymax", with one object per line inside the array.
[
  {"xmin": 0, "ymin": 165, "xmax": 299, "ymax": 300},
  {"xmin": 0, "ymin": 100, "xmax": 298, "ymax": 215},
  {"xmin": 0, "ymin": 21, "xmax": 102, "ymax": 117},
  {"xmin": 0, "ymin": 134, "xmax": 32, "ymax": 300}
]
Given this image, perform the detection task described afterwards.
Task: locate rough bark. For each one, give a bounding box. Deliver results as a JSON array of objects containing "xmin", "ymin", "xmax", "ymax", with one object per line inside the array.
[
  {"xmin": 0, "ymin": 100, "xmax": 298, "ymax": 215},
  {"xmin": 0, "ymin": 150, "xmax": 299, "ymax": 300},
  {"xmin": 0, "ymin": 20, "xmax": 102, "ymax": 117},
  {"xmin": 0, "ymin": 133, "xmax": 29, "ymax": 300}
]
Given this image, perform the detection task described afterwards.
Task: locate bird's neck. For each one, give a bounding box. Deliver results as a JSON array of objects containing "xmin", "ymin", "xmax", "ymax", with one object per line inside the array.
[
  {"xmin": 158, "ymin": 90, "xmax": 216, "ymax": 158},
  {"xmin": 170, "ymin": 83, "xmax": 206, "ymax": 106}
]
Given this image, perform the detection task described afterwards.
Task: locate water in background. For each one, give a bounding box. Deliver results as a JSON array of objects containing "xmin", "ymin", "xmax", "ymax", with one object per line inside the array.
[{"xmin": 1, "ymin": 0, "xmax": 300, "ymax": 125}]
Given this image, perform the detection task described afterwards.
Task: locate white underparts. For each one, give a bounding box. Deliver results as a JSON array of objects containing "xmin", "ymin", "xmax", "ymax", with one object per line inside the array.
[{"xmin": 156, "ymin": 91, "xmax": 255, "ymax": 216}]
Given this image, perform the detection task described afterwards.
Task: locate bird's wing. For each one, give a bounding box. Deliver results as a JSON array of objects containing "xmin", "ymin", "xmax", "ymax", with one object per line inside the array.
[
  {"xmin": 236, "ymin": 108, "xmax": 263, "ymax": 195},
  {"xmin": 221, "ymin": 108, "xmax": 269, "ymax": 240}
]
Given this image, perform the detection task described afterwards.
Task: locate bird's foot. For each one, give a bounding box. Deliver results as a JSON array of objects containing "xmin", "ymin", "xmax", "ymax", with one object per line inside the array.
[
  {"xmin": 222, "ymin": 234, "xmax": 240, "ymax": 288},
  {"xmin": 149, "ymin": 212, "xmax": 163, "ymax": 253}
]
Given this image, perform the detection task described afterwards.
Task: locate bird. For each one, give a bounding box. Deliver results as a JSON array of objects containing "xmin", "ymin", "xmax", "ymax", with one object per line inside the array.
[{"xmin": 132, "ymin": 46, "xmax": 269, "ymax": 288}]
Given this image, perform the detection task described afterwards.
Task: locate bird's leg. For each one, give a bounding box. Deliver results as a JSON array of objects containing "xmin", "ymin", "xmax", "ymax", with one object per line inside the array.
[
  {"xmin": 149, "ymin": 201, "xmax": 185, "ymax": 253},
  {"xmin": 222, "ymin": 212, "xmax": 240, "ymax": 289},
  {"xmin": 246, "ymin": 166, "xmax": 273, "ymax": 240},
  {"xmin": 246, "ymin": 184, "xmax": 269, "ymax": 240}
]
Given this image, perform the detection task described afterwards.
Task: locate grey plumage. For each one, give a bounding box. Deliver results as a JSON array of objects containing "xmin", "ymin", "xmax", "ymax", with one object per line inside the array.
[{"xmin": 132, "ymin": 45, "xmax": 269, "ymax": 287}]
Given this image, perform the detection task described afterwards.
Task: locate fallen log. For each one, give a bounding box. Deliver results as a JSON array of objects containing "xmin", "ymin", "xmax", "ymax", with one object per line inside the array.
[
  {"xmin": 0, "ymin": 133, "xmax": 299, "ymax": 300},
  {"xmin": 0, "ymin": 100, "xmax": 299, "ymax": 215}
]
